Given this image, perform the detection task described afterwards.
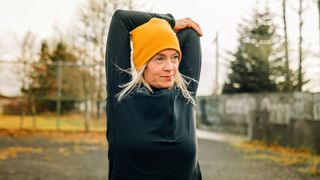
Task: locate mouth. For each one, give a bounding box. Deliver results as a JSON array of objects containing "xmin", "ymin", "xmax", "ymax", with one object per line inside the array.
[{"xmin": 161, "ymin": 75, "xmax": 174, "ymax": 81}]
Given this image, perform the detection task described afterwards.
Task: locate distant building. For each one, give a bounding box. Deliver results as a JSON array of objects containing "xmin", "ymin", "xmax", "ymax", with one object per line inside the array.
[{"xmin": 0, "ymin": 94, "xmax": 19, "ymax": 115}]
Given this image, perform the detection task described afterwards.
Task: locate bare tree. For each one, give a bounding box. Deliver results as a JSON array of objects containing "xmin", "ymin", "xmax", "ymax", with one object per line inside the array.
[
  {"xmin": 16, "ymin": 31, "xmax": 37, "ymax": 129},
  {"xmin": 70, "ymin": 0, "xmax": 134, "ymax": 131}
]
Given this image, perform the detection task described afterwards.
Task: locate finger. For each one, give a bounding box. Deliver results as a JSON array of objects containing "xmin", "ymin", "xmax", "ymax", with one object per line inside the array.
[
  {"xmin": 185, "ymin": 19, "xmax": 191, "ymax": 27},
  {"xmin": 194, "ymin": 27, "xmax": 203, "ymax": 36},
  {"xmin": 189, "ymin": 19, "xmax": 199, "ymax": 26},
  {"xmin": 187, "ymin": 19, "xmax": 203, "ymax": 36},
  {"xmin": 192, "ymin": 21, "xmax": 203, "ymax": 36},
  {"xmin": 195, "ymin": 25, "xmax": 203, "ymax": 36},
  {"xmin": 189, "ymin": 22, "xmax": 203, "ymax": 36}
]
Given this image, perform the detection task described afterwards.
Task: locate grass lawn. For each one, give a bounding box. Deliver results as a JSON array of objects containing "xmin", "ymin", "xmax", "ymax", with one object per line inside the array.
[{"xmin": 0, "ymin": 115, "xmax": 106, "ymax": 132}]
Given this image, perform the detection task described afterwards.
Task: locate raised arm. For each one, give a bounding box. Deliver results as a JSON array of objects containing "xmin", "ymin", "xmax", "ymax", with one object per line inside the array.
[
  {"xmin": 105, "ymin": 10, "xmax": 176, "ymax": 97},
  {"xmin": 176, "ymin": 28, "xmax": 202, "ymax": 96}
]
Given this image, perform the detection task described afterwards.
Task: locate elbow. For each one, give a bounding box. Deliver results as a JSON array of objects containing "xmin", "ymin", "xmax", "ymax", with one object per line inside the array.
[
  {"xmin": 109, "ymin": 9, "xmax": 126, "ymax": 30},
  {"xmin": 178, "ymin": 28, "xmax": 200, "ymax": 41},
  {"xmin": 112, "ymin": 9, "xmax": 126, "ymax": 20}
]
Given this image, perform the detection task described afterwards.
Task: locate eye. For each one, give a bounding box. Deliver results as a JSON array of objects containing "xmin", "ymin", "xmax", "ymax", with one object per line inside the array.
[
  {"xmin": 171, "ymin": 55, "xmax": 179, "ymax": 63},
  {"xmin": 154, "ymin": 56, "xmax": 165, "ymax": 63}
]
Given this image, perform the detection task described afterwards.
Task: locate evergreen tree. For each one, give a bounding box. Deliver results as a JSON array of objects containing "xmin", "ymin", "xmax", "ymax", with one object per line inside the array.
[
  {"xmin": 30, "ymin": 41, "xmax": 52, "ymax": 99},
  {"xmin": 223, "ymin": 8, "xmax": 281, "ymax": 94},
  {"xmin": 29, "ymin": 40, "xmax": 89, "ymax": 113}
]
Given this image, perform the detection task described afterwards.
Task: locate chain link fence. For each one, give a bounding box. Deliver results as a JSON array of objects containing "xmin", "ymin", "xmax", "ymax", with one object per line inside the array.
[{"xmin": 0, "ymin": 60, "xmax": 106, "ymax": 131}]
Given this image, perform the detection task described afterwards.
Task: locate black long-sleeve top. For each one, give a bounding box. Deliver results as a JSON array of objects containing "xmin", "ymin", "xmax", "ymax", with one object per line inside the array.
[{"xmin": 105, "ymin": 9, "xmax": 202, "ymax": 180}]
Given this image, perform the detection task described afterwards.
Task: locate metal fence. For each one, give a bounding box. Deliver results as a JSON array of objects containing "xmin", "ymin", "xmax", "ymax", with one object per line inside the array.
[{"xmin": 0, "ymin": 60, "xmax": 106, "ymax": 131}]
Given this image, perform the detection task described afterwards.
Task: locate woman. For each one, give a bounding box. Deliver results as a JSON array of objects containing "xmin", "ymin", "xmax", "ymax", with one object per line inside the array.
[{"xmin": 105, "ymin": 9, "xmax": 203, "ymax": 180}]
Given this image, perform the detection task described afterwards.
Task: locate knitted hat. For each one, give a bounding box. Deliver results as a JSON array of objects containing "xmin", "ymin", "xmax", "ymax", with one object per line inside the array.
[{"xmin": 131, "ymin": 18, "xmax": 181, "ymax": 71}]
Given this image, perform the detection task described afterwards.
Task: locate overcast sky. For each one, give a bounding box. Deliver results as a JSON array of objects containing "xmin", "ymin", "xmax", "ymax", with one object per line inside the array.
[{"xmin": 0, "ymin": 0, "xmax": 319, "ymax": 96}]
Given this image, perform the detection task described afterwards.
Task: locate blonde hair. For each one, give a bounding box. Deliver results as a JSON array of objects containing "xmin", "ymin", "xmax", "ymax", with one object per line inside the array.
[{"xmin": 116, "ymin": 64, "xmax": 196, "ymax": 105}]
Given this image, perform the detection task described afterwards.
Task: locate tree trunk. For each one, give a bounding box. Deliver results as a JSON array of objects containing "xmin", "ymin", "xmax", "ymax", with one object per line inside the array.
[{"xmin": 20, "ymin": 60, "xmax": 27, "ymax": 129}]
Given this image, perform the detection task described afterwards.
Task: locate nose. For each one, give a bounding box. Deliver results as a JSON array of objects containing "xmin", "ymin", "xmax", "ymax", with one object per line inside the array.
[{"xmin": 163, "ymin": 60, "xmax": 174, "ymax": 71}]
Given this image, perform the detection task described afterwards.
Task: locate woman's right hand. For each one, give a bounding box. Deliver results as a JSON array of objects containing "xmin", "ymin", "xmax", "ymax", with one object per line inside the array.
[{"xmin": 173, "ymin": 18, "xmax": 203, "ymax": 36}]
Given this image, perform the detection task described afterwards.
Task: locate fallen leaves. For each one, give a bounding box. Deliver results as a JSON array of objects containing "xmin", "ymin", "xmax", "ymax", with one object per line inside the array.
[
  {"xmin": 0, "ymin": 146, "xmax": 43, "ymax": 160},
  {"xmin": 0, "ymin": 129, "xmax": 106, "ymax": 145},
  {"xmin": 58, "ymin": 147, "xmax": 70, "ymax": 156},
  {"xmin": 233, "ymin": 140, "xmax": 320, "ymax": 176},
  {"xmin": 0, "ymin": 129, "xmax": 107, "ymax": 161}
]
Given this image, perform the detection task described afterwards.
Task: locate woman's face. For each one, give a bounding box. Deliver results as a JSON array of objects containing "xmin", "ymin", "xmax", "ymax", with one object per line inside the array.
[{"xmin": 144, "ymin": 49, "xmax": 180, "ymax": 89}]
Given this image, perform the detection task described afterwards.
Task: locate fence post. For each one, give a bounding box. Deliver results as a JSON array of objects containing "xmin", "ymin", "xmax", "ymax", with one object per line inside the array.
[
  {"xmin": 19, "ymin": 96, "xmax": 25, "ymax": 129},
  {"xmin": 84, "ymin": 99, "xmax": 90, "ymax": 132},
  {"xmin": 56, "ymin": 61, "xmax": 62, "ymax": 130}
]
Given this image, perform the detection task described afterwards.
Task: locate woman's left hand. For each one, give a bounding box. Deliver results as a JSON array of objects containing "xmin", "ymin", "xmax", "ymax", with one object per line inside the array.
[{"xmin": 173, "ymin": 18, "xmax": 203, "ymax": 36}]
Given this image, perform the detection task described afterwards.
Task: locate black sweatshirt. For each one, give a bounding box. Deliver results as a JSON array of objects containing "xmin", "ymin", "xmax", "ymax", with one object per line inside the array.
[{"xmin": 105, "ymin": 9, "xmax": 202, "ymax": 180}]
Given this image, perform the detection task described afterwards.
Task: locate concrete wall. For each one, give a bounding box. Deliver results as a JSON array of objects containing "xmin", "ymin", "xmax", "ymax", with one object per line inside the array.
[{"xmin": 196, "ymin": 92, "xmax": 320, "ymax": 153}]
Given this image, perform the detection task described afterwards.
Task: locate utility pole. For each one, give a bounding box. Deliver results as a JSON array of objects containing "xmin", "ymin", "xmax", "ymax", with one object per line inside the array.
[
  {"xmin": 282, "ymin": 0, "xmax": 290, "ymax": 91},
  {"xmin": 213, "ymin": 32, "xmax": 219, "ymax": 95},
  {"xmin": 298, "ymin": 0, "xmax": 303, "ymax": 91},
  {"xmin": 318, "ymin": 0, "xmax": 320, "ymax": 83}
]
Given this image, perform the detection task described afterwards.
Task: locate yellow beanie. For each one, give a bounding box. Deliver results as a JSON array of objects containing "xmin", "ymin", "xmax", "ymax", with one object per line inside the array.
[{"xmin": 131, "ymin": 18, "xmax": 181, "ymax": 71}]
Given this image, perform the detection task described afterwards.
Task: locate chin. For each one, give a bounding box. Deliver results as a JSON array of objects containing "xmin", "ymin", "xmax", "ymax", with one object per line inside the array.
[{"xmin": 160, "ymin": 82, "xmax": 175, "ymax": 89}]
